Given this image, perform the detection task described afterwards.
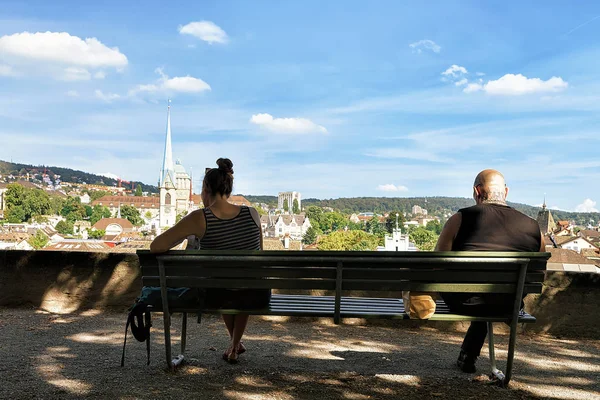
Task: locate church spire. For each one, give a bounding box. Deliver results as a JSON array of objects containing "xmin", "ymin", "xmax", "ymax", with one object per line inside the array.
[
  {"xmin": 542, "ymin": 193, "xmax": 547, "ymax": 210},
  {"xmin": 160, "ymin": 99, "xmax": 175, "ymax": 187}
]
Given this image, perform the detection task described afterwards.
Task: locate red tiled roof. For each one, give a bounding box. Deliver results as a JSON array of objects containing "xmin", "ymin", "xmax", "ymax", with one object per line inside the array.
[
  {"xmin": 547, "ymin": 248, "xmax": 596, "ymax": 265},
  {"xmin": 229, "ymin": 195, "xmax": 252, "ymax": 206},
  {"xmin": 91, "ymin": 195, "xmax": 160, "ymax": 208},
  {"xmin": 92, "ymin": 218, "xmax": 133, "ymax": 231}
]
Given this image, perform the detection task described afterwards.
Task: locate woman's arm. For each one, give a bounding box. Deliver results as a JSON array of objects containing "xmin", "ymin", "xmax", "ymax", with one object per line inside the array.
[
  {"xmin": 150, "ymin": 210, "xmax": 205, "ymax": 253},
  {"xmin": 248, "ymin": 207, "xmax": 264, "ymax": 250}
]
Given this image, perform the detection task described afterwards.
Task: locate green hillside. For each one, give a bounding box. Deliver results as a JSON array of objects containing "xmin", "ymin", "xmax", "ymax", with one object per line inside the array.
[
  {"xmin": 0, "ymin": 160, "xmax": 158, "ymax": 193},
  {"xmin": 242, "ymin": 195, "xmax": 599, "ymax": 225}
]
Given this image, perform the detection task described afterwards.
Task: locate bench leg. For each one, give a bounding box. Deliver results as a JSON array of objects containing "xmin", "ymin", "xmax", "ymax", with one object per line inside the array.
[
  {"xmin": 487, "ymin": 322, "xmax": 506, "ymax": 383},
  {"xmin": 162, "ymin": 311, "xmax": 173, "ymax": 370},
  {"xmin": 504, "ymin": 320, "xmax": 518, "ymax": 386}
]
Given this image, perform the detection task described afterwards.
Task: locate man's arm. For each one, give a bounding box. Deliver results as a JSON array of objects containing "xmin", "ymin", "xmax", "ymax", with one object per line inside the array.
[{"xmin": 435, "ymin": 213, "xmax": 462, "ymax": 251}]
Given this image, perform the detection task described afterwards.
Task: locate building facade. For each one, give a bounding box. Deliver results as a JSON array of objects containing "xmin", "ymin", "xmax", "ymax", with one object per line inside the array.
[
  {"xmin": 278, "ymin": 191, "xmax": 301, "ymax": 213},
  {"xmin": 261, "ymin": 214, "xmax": 311, "ymax": 240}
]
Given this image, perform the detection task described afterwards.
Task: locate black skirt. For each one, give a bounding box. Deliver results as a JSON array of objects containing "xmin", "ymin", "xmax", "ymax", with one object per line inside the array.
[{"xmin": 204, "ymin": 289, "xmax": 271, "ymax": 310}]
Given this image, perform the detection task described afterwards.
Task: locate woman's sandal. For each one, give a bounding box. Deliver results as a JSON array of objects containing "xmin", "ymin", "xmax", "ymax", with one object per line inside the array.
[
  {"xmin": 237, "ymin": 342, "xmax": 246, "ymax": 355},
  {"xmin": 227, "ymin": 349, "xmax": 239, "ymax": 364}
]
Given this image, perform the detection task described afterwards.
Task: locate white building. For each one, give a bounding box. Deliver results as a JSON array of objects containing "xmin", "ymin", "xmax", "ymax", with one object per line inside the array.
[
  {"xmin": 559, "ymin": 236, "xmax": 599, "ymax": 254},
  {"xmin": 79, "ymin": 193, "xmax": 91, "ymax": 204},
  {"xmin": 381, "ymin": 228, "xmax": 417, "ymax": 252},
  {"xmin": 278, "ymin": 191, "xmax": 301, "ymax": 213},
  {"xmin": 158, "ymin": 101, "xmax": 195, "ymax": 230},
  {"xmin": 411, "ymin": 205, "xmax": 427, "ymax": 216},
  {"xmin": 261, "ymin": 214, "xmax": 311, "ymax": 240}
]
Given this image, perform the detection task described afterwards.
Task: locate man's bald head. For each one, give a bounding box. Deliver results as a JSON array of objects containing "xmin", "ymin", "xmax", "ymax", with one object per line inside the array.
[{"xmin": 473, "ymin": 169, "xmax": 509, "ymax": 205}]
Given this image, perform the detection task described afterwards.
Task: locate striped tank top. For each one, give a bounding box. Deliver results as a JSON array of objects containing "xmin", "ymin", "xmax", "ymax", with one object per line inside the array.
[{"xmin": 199, "ymin": 206, "xmax": 261, "ymax": 250}]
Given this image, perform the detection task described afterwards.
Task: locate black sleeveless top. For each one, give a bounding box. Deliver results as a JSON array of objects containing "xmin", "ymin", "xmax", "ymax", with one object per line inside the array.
[
  {"xmin": 199, "ymin": 206, "xmax": 261, "ymax": 250},
  {"xmin": 452, "ymin": 204, "xmax": 541, "ymax": 252}
]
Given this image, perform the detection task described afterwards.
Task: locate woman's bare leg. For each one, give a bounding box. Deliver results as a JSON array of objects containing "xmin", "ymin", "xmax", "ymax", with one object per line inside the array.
[
  {"xmin": 222, "ymin": 314, "xmax": 235, "ymax": 337},
  {"xmin": 229, "ymin": 315, "xmax": 250, "ymax": 360}
]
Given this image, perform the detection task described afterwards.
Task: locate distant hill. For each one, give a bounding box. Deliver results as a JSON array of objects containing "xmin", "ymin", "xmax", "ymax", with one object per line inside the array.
[
  {"xmin": 242, "ymin": 195, "xmax": 599, "ymax": 225},
  {"xmin": 0, "ymin": 160, "xmax": 158, "ymax": 193}
]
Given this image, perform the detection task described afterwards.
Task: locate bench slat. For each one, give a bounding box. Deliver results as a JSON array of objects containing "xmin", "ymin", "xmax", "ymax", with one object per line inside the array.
[
  {"xmin": 141, "ymin": 266, "xmax": 336, "ymax": 279},
  {"xmin": 157, "ymin": 294, "xmax": 536, "ymax": 323},
  {"xmin": 142, "ymin": 277, "xmax": 337, "ymax": 290}
]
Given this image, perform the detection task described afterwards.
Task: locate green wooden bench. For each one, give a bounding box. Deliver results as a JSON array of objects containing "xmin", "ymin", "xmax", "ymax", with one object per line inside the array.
[{"xmin": 137, "ymin": 250, "xmax": 549, "ymax": 386}]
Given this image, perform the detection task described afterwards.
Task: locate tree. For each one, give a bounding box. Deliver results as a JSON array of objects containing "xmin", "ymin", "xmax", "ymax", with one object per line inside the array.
[
  {"xmin": 409, "ymin": 227, "xmax": 438, "ymax": 251},
  {"xmin": 135, "ymin": 184, "xmax": 143, "ymax": 196},
  {"xmin": 317, "ymin": 230, "xmax": 380, "ymax": 251},
  {"xmin": 319, "ymin": 212, "xmax": 347, "ymax": 233},
  {"xmin": 144, "ymin": 211, "xmax": 153, "ymax": 220},
  {"xmin": 28, "ymin": 230, "xmax": 49, "ymax": 249},
  {"xmin": 61, "ymin": 197, "xmax": 86, "ymax": 222},
  {"xmin": 89, "ymin": 205, "xmax": 112, "ymax": 225},
  {"xmin": 365, "ymin": 214, "xmax": 385, "ymax": 236},
  {"xmin": 385, "ymin": 211, "xmax": 406, "ymax": 233},
  {"xmin": 88, "ymin": 229, "xmax": 105, "ymax": 239},
  {"xmin": 302, "ymin": 226, "xmax": 321, "ymax": 245},
  {"xmin": 306, "ymin": 206, "xmax": 324, "ymax": 229},
  {"xmin": 283, "ymin": 199, "xmax": 289, "ymax": 213},
  {"xmin": 5, "ymin": 183, "xmax": 25, "ymax": 207},
  {"xmin": 55, "ymin": 220, "xmax": 74, "ymax": 235},
  {"xmin": 22, "ymin": 189, "xmax": 51, "ymax": 219},
  {"xmin": 5, "ymin": 206, "xmax": 26, "ymax": 223},
  {"xmin": 425, "ymin": 220, "xmax": 443, "ymax": 235},
  {"xmin": 120, "ymin": 205, "xmax": 143, "ymax": 226},
  {"xmin": 293, "ymin": 198, "xmax": 300, "ymax": 214}
]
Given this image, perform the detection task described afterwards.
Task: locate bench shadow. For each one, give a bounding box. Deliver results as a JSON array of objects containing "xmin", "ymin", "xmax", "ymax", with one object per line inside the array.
[{"xmin": 3, "ymin": 310, "xmax": 599, "ymax": 399}]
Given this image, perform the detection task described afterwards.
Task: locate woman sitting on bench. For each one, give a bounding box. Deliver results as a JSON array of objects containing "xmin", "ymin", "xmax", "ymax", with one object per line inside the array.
[{"xmin": 150, "ymin": 157, "xmax": 268, "ymax": 364}]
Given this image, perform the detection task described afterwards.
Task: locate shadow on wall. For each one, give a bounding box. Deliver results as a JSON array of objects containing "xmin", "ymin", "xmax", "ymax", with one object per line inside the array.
[
  {"xmin": 524, "ymin": 271, "xmax": 600, "ymax": 339},
  {"xmin": 0, "ymin": 250, "xmax": 142, "ymax": 313},
  {"xmin": 1, "ymin": 250, "xmax": 599, "ymax": 340}
]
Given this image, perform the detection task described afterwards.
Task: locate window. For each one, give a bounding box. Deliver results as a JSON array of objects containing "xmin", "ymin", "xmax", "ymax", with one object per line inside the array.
[{"xmin": 165, "ymin": 193, "xmax": 172, "ymax": 205}]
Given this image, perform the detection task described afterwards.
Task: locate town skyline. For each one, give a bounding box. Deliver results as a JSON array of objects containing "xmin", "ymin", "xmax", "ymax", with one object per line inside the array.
[{"xmin": 1, "ymin": 1, "xmax": 600, "ymax": 211}]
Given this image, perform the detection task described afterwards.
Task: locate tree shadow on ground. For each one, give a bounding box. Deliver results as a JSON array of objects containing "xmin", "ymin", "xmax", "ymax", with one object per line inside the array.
[{"xmin": 2, "ymin": 309, "xmax": 599, "ymax": 399}]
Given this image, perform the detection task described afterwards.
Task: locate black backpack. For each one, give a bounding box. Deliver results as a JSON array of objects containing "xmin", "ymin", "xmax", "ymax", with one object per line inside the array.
[{"xmin": 121, "ymin": 302, "xmax": 153, "ymax": 366}]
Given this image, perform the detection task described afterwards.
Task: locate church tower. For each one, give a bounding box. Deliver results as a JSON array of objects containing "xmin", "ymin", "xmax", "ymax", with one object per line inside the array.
[{"xmin": 159, "ymin": 100, "xmax": 178, "ymax": 230}]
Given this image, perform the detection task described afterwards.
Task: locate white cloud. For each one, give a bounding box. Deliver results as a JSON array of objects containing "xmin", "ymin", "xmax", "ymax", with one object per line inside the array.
[
  {"xmin": 476, "ymin": 72, "xmax": 486, "ymax": 76},
  {"xmin": 442, "ymin": 65, "xmax": 468, "ymax": 77},
  {"xmin": 377, "ymin": 184, "xmax": 409, "ymax": 192},
  {"xmin": 94, "ymin": 71, "xmax": 106, "ymax": 79},
  {"xmin": 65, "ymin": 90, "xmax": 79, "ymax": 97},
  {"xmin": 0, "ymin": 31, "xmax": 128, "ymax": 68},
  {"xmin": 129, "ymin": 68, "xmax": 211, "ymax": 96},
  {"xmin": 250, "ymin": 113, "xmax": 327, "ymax": 134},
  {"xmin": 0, "ymin": 64, "xmax": 17, "ymax": 76},
  {"xmin": 482, "ymin": 74, "xmax": 568, "ymax": 96},
  {"xmin": 455, "ymin": 78, "xmax": 468, "ymax": 87},
  {"xmin": 463, "ymin": 82, "xmax": 483, "ymax": 93},
  {"xmin": 178, "ymin": 21, "xmax": 228, "ymax": 44},
  {"xmin": 463, "ymin": 74, "xmax": 568, "ymax": 96},
  {"xmin": 95, "ymin": 89, "xmax": 121, "ymax": 102},
  {"xmin": 409, "ymin": 39, "xmax": 441, "ymax": 54},
  {"xmin": 60, "ymin": 67, "xmax": 91, "ymax": 81},
  {"xmin": 99, "ymin": 172, "xmax": 120, "ymax": 180},
  {"xmin": 575, "ymin": 198, "xmax": 598, "ymax": 212}
]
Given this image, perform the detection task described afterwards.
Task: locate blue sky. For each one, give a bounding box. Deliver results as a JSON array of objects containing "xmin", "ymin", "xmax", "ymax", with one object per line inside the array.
[{"xmin": 1, "ymin": 1, "xmax": 599, "ymax": 212}]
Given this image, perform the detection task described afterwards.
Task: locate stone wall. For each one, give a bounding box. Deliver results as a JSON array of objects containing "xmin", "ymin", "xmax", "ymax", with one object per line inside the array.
[{"xmin": 1, "ymin": 250, "xmax": 598, "ymax": 338}]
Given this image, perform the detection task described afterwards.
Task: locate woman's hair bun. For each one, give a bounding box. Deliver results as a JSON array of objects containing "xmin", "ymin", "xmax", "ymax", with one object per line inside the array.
[{"xmin": 216, "ymin": 158, "xmax": 234, "ymax": 175}]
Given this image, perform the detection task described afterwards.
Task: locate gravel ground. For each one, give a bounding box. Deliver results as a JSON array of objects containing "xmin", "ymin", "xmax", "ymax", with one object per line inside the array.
[{"xmin": 0, "ymin": 307, "xmax": 599, "ymax": 400}]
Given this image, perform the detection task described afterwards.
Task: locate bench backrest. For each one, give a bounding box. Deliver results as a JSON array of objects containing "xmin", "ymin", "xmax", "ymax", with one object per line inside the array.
[{"xmin": 138, "ymin": 250, "xmax": 549, "ymax": 295}]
